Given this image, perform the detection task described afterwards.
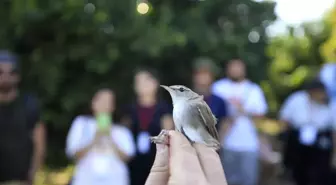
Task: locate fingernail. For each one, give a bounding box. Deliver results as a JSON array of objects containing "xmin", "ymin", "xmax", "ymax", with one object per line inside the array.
[{"xmin": 156, "ymin": 144, "xmax": 167, "ymax": 152}]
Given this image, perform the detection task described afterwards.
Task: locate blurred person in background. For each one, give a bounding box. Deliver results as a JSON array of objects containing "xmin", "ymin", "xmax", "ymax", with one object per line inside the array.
[
  {"xmin": 66, "ymin": 89, "xmax": 135, "ymax": 185},
  {"xmin": 280, "ymin": 79, "xmax": 335, "ymax": 185},
  {"xmin": 0, "ymin": 51, "xmax": 45, "ymax": 185},
  {"xmin": 212, "ymin": 59, "xmax": 268, "ymax": 185},
  {"xmin": 122, "ymin": 68, "xmax": 173, "ymax": 185},
  {"xmin": 192, "ymin": 57, "xmax": 229, "ymax": 141},
  {"xmin": 319, "ymin": 63, "xmax": 336, "ymax": 101}
]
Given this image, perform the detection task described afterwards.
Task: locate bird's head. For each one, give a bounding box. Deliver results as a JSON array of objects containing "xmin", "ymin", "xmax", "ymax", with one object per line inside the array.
[{"xmin": 160, "ymin": 85, "xmax": 200, "ymax": 105}]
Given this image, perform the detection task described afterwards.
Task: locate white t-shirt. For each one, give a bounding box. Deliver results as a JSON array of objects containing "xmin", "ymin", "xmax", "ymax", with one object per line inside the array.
[
  {"xmin": 66, "ymin": 116, "xmax": 136, "ymax": 185},
  {"xmin": 280, "ymin": 91, "xmax": 336, "ymax": 130},
  {"xmin": 212, "ymin": 78, "xmax": 268, "ymax": 152},
  {"xmin": 280, "ymin": 91, "xmax": 336, "ymax": 146}
]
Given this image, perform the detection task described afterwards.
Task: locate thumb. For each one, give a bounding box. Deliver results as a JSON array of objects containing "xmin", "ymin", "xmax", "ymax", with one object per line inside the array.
[{"xmin": 145, "ymin": 144, "xmax": 170, "ymax": 185}]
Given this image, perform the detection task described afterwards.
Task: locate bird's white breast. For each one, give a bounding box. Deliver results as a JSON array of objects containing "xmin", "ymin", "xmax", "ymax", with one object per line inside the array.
[
  {"xmin": 172, "ymin": 101, "xmax": 206, "ymax": 144},
  {"xmin": 172, "ymin": 102, "xmax": 186, "ymax": 130}
]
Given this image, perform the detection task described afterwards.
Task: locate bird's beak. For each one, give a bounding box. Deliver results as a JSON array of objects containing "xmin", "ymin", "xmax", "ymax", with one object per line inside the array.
[{"xmin": 160, "ymin": 85, "xmax": 171, "ymax": 92}]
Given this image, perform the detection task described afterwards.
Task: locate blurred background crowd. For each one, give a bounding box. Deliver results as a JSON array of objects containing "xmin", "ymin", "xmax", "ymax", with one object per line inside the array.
[{"xmin": 1, "ymin": 0, "xmax": 336, "ymax": 185}]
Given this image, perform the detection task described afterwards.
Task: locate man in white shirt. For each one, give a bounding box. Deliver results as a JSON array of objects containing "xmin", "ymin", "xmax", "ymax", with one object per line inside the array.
[{"xmin": 212, "ymin": 59, "xmax": 268, "ymax": 185}]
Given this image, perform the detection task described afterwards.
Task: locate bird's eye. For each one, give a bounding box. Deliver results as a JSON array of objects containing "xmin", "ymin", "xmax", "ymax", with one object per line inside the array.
[{"xmin": 179, "ymin": 87, "xmax": 184, "ymax": 92}]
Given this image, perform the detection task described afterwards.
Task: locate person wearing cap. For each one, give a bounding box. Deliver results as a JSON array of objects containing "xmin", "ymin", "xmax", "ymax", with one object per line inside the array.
[
  {"xmin": 280, "ymin": 79, "xmax": 336, "ymax": 185},
  {"xmin": 0, "ymin": 51, "xmax": 46, "ymax": 185},
  {"xmin": 192, "ymin": 57, "xmax": 229, "ymax": 140}
]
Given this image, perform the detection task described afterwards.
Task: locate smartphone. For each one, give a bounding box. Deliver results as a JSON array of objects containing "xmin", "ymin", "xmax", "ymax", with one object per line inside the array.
[{"xmin": 96, "ymin": 113, "xmax": 112, "ymax": 131}]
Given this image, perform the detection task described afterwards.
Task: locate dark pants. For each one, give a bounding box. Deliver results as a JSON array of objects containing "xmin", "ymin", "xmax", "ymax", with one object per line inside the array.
[
  {"xmin": 292, "ymin": 144, "xmax": 332, "ymax": 185},
  {"xmin": 283, "ymin": 128, "xmax": 333, "ymax": 185},
  {"xmin": 129, "ymin": 153, "xmax": 154, "ymax": 185}
]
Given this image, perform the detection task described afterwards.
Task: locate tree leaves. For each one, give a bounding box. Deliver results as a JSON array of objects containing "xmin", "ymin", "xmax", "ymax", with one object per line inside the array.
[
  {"xmin": 264, "ymin": 6, "xmax": 335, "ymax": 114},
  {"xmin": 0, "ymin": 0, "xmax": 276, "ymax": 167}
]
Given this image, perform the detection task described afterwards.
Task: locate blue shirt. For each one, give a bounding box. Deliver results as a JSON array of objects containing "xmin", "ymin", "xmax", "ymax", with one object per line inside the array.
[{"xmin": 204, "ymin": 94, "xmax": 229, "ymax": 125}]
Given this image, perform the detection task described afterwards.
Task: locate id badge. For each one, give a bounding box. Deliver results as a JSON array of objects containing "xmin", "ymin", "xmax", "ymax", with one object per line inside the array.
[
  {"xmin": 137, "ymin": 131, "xmax": 151, "ymax": 154},
  {"xmin": 299, "ymin": 126, "xmax": 317, "ymax": 146}
]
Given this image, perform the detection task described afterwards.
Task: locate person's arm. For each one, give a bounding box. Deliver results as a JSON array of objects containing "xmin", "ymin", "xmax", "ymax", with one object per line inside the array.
[
  {"xmin": 25, "ymin": 95, "xmax": 45, "ymax": 181},
  {"xmin": 111, "ymin": 126, "xmax": 136, "ymax": 162},
  {"xmin": 73, "ymin": 141, "xmax": 96, "ymax": 161},
  {"xmin": 111, "ymin": 143, "xmax": 131, "ymax": 162},
  {"xmin": 66, "ymin": 116, "xmax": 94, "ymax": 161},
  {"xmin": 241, "ymin": 85, "xmax": 268, "ymax": 120},
  {"xmin": 29, "ymin": 122, "xmax": 46, "ymax": 179}
]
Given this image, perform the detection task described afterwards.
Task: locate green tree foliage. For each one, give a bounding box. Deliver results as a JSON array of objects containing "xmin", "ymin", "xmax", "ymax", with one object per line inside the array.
[
  {"xmin": 0, "ymin": 0, "xmax": 276, "ymax": 167},
  {"xmin": 264, "ymin": 5, "xmax": 335, "ymax": 114},
  {"xmin": 320, "ymin": 4, "xmax": 336, "ymax": 62}
]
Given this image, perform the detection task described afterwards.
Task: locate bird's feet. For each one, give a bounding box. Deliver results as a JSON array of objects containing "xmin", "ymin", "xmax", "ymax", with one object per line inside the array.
[{"xmin": 150, "ymin": 129, "xmax": 169, "ymax": 145}]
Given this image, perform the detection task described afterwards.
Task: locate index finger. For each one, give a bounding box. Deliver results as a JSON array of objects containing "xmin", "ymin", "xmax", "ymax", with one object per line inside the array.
[
  {"xmin": 193, "ymin": 144, "xmax": 227, "ymax": 185},
  {"xmin": 168, "ymin": 131, "xmax": 207, "ymax": 185}
]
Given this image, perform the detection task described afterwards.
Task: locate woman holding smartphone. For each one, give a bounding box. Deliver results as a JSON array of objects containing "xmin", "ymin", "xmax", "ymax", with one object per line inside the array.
[{"xmin": 66, "ymin": 89, "xmax": 135, "ymax": 185}]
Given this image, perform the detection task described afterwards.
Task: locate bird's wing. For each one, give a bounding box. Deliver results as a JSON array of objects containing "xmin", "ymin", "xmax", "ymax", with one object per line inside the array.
[{"xmin": 194, "ymin": 100, "xmax": 219, "ymax": 141}]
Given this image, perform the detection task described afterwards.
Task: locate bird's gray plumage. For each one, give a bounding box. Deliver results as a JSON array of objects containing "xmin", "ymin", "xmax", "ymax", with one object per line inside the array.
[{"xmin": 161, "ymin": 85, "xmax": 220, "ymax": 150}]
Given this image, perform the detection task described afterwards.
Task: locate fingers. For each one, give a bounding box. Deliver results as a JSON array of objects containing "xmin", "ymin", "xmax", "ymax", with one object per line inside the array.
[
  {"xmin": 145, "ymin": 144, "xmax": 169, "ymax": 185},
  {"xmin": 193, "ymin": 144, "xmax": 227, "ymax": 185},
  {"xmin": 168, "ymin": 131, "xmax": 207, "ymax": 185}
]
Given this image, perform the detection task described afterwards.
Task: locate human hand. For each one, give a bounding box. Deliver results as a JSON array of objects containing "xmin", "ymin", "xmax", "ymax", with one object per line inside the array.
[
  {"xmin": 228, "ymin": 99, "xmax": 245, "ymax": 115},
  {"xmin": 92, "ymin": 129, "xmax": 110, "ymax": 144},
  {"xmin": 234, "ymin": 102, "xmax": 245, "ymax": 115},
  {"xmin": 145, "ymin": 131, "xmax": 227, "ymax": 185}
]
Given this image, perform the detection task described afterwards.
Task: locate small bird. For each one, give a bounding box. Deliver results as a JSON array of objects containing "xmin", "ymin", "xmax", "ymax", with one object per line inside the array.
[{"xmin": 150, "ymin": 85, "xmax": 220, "ymax": 150}]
